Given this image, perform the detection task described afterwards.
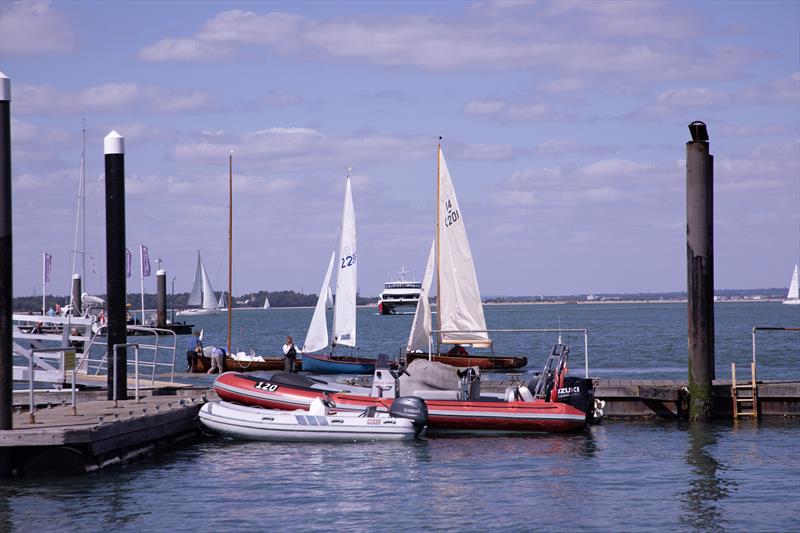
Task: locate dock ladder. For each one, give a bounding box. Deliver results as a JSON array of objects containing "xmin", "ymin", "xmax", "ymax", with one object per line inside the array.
[{"xmin": 731, "ymin": 361, "xmax": 758, "ymax": 419}]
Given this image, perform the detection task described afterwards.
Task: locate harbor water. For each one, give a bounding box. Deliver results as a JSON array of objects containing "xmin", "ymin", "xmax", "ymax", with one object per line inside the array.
[{"xmin": 2, "ymin": 302, "xmax": 799, "ymax": 531}]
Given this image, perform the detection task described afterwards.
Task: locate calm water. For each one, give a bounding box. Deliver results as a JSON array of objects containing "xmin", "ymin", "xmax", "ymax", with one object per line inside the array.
[{"xmin": 3, "ymin": 302, "xmax": 799, "ymax": 531}]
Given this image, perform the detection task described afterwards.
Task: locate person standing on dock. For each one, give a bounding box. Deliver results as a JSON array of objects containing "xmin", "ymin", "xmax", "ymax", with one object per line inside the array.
[
  {"xmin": 283, "ymin": 336, "xmax": 299, "ymax": 373},
  {"xmin": 186, "ymin": 330, "xmax": 203, "ymax": 372}
]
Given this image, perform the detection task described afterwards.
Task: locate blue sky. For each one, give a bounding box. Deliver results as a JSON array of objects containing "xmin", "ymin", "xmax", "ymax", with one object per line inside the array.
[{"xmin": 1, "ymin": 0, "xmax": 798, "ymax": 297}]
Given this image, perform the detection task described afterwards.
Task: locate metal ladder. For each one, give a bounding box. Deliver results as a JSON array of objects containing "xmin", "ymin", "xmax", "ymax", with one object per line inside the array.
[{"xmin": 731, "ymin": 362, "xmax": 758, "ymax": 419}]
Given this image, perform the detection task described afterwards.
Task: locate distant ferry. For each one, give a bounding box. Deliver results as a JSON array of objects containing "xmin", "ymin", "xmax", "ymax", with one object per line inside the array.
[{"xmin": 377, "ymin": 267, "xmax": 421, "ymax": 315}]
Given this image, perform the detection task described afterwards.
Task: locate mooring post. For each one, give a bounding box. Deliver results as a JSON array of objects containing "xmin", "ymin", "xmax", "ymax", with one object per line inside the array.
[
  {"xmin": 105, "ymin": 131, "xmax": 128, "ymax": 400},
  {"xmin": 0, "ymin": 72, "xmax": 12, "ymax": 433},
  {"xmin": 156, "ymin": 269, "xmax": 167, "ymax": 327},
  {"xmin": 686, "ymin": 121, "xmax": 715, "ymax": 421},
  {"xmin": 71, "ymin": 273, "xmax": 82, "ymax": 316}
]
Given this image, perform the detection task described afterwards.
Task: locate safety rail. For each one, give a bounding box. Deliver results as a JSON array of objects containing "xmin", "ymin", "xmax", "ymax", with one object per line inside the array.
[
  {"xmin": 11, "ymin": 314, "xmax": 95, "ymax": 383},
  {"xmin": 430, "ymin": 328, "xmax": 591, "ymax": 378},
  {"xmin": 752, "ymin": 326, "xmax": 800, "ymax": 364},
  {"xmin": 86, "ymin": 325, "xmax": 178, "ymax": 384}
]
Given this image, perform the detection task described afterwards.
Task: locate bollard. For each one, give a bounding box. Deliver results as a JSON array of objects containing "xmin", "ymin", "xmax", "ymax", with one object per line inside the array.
[
  {"xmin": 686, "ymin": 121, "xmax": 715, "ymax": 421},
  {"xmin": 0, "ymin": 71, "xmax": 12, "ymax": 432},
  {"xmin": 71, "ymin": 274, "xmax": 82, "ymax": 316},
  {"xmin": 105, "ymin": 131, "xmax": 128, "ymax": 400},
  {"xmin": 156, "ymin": 270, "xmax": 167, "ymax": 327}
]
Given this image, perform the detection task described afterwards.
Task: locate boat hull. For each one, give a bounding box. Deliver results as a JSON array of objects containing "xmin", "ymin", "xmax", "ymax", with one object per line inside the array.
[
  {"xmin": 199, "ymin": 401, "xmax": 417, "ymax": 441},
  {"xmin": 193, "ymin": 354, "xmax": 300, "ymax": 373},
  {"xmin": 176, "ymin": 308, "xmax": 220, "ymax": 317},
  {"xmin": 405, "ymin": 352, "xmax": 528, "ymax": 371},
  {"xmin": 301, "ymin": 353, "xmax": 376, "ymax": 374},
  {"xmin": 214, "ymin": 372, "xmax": 587, "ymax": 434}
]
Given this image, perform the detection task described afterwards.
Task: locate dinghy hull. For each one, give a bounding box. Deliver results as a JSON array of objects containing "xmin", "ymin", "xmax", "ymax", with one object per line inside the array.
[
  {"xmin": 214, "ymin": 372, "xmax": 588, "ymax": 434},
  {"xmin": 301, "ymin": 353, "xmax": 376, "ymax": 374}
]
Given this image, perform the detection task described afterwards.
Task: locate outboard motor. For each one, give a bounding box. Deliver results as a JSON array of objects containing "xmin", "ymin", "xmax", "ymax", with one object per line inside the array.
[
  {"xmin": 371, "ymin": 354, "xmax": 405, "ymax": 398},
  {"xmin": 456, "ymin": 367, "xmax": 481, "ymax": 401},
  {"xmin": 557, "ymin": 376, "xmax": 597, "ymax": 423},
  {"xmin": 389, "ymin": 396, "xmax": 428, "ymax": 437}
]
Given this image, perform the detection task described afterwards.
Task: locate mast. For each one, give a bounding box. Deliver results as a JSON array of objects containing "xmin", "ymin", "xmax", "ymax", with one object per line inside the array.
[
  {"xmin": 330, "ymin": 166, "xmax": 351, "ymax": 352},
  {"xmin": 71, "ymin": 119, "xmax": 87, "ymax": 289},
  {"xmin": 227, "ymin": 151, "xmax": 233, "ymax": 354},
  {"xmin": 435, "ymin": 138, "xmax": 442, "ymax": 355}
]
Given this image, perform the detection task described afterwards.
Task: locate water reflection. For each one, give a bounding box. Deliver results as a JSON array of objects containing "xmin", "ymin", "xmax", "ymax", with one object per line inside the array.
[{"xmin": 679, "ymin": 422, "xmax": 735, "ymax": 531}]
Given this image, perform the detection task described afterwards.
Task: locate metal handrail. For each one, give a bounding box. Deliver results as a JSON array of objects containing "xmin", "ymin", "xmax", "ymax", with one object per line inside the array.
[
  {"xmin": 752, "ymin": 326, "xmax": 800, "ymax": 364},
  {"xmin": 86, "ymin": 325, "xmax": 177, "ymax": 383},
  {"xmin": 27, "ymin": 345, "xmax": 75, "ymax": 423},
  {"xmin": 431, "ymin": 328, "xmax": 591, "ymax": 378}
]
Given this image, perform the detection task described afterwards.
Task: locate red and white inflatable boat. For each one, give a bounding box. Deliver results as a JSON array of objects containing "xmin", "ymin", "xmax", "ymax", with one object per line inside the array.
[{"xmin": 214, "ymin": 343, "xmax": 602, "ymax": 434}]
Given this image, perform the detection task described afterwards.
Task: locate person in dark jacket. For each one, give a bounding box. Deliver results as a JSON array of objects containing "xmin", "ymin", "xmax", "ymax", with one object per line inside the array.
[{"xmin": 186, "ymin": 330, "xmax": 203, "ymax": 372}]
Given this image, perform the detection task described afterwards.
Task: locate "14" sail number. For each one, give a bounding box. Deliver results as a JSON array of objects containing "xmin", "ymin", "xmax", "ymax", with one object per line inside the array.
[{"xmin": 444, "ymin": 199, "xmax": 460, "ymax": 227}]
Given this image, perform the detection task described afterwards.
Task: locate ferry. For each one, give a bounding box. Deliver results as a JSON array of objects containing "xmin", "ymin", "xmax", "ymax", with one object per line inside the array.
[{"xmin": 377, "ymin": 267, "xmax": 422, "ymax": 315}]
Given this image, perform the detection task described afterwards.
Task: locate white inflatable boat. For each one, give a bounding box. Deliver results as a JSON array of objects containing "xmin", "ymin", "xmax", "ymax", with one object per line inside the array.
[{"xmin": 199, "ymin": 396, "xmax": 427, "ymax": 442}]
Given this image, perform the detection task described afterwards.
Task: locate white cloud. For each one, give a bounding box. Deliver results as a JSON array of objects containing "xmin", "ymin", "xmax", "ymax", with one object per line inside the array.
[
  {"xmin": 464, "ymin": 99, "xmax": 567, "ymax": 122},
  {"xmin": 136, "ymin": 6, "xmax": 755, "ymax": 81},
  {"xmin": 0, "ymin": 0, "xmax": 75, "ymax": 55},
  {"xmin": 14, "ymin": 83, "xmax": 215, "ymax": 114},
  {"xmin": 579, "ymin": 158, "xmax": 654, "ymax": 178},
  {"xmin": 137, "ymin": 38, "xmax": 233, "ymax": 62}
]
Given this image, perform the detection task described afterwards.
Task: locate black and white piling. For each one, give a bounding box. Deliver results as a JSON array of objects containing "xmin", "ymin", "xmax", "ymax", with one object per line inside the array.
[
  {"xmin": 686, "ymin": 121, "xmax": 715, "ymax": 422},
  {"xmin": 104, "ymin": 130, "xmax": 128, "ymax": 400},
  {"xmin": 71, "ymin": 274, "xmax": 82, "ymax": 316},
  {"xmin": 156, "ymin": 269, "xmax": 167, "ymax": 327},
  {"xmin": 0, "ymin": 72, "xmax": 13, "ymax": 432}
]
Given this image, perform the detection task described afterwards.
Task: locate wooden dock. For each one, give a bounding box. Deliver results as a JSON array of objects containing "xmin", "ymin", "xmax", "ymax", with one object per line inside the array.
[{"xmin": 0, "ymin": 388, "xmax": 212, "ymax": 476}]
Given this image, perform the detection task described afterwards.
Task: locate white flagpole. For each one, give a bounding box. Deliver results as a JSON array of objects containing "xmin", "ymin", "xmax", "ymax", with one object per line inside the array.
[
  {"xmin": 42, "ymin": 252, "xmax": 46, "ymax": 315},
  {"xmin": 140, "ymin": 244, "xmax": 145, "ymax": 325}
]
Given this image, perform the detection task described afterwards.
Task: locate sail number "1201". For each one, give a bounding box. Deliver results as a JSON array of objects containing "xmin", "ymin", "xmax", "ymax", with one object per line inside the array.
[{"xmin": 444, "ymin": 199, "xmax": 460, "ymax": 227}]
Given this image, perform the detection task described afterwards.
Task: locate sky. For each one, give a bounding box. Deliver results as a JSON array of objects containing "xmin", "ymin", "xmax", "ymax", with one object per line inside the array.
[{"xmin": 1, "ymin": 0, "xmax": 798, "ymax": 298}]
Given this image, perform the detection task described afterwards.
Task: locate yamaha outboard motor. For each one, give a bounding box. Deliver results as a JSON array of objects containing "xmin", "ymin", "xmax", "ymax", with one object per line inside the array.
[{"xmin": 389, "ymin": 396, "xmax": 428, "ymax": 437}]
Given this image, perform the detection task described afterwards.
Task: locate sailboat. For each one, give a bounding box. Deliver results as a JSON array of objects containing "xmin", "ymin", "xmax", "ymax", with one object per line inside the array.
[
  {"xmin": 405, "ymin": 145, "xmax": 527, "ymax": 370},
  {"xmin": 300, "ymin": 173, "xmax": 377, "ymax": 374},
  {"xmin": 194, "ymin": 153, "xmax": 298, "ymax": 373},
  {"xmin": 263, "ymin": 294, "xmax": 270, "ymax": 309},
  {"xmin": 177, "ymin": 251, "xmax": 220, "ymax": 316},
  {"xmin": 784, "ymin": 264, "xmax": 800, "ymax": 305}
]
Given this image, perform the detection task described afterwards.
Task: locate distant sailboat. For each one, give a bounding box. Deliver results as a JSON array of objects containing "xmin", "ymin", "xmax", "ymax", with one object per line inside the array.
[
  {"xmin": 784, "ymin": 264, "xmax": 800, "ymax": 305},
  {"xmin": 263, "ymin": 295, "xmax": 270, "ymax": 309},
  {"xmin": 218, "ymin": 291, "xmax": 227, "ymax": 311},
  {"xmin": 177, "ymin": 251, "xmax": 219, "ymax": 316}
]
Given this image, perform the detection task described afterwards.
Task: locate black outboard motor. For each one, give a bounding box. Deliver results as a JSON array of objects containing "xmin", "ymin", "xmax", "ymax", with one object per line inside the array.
[
  {"xmin": 557, "ymin": 376, "xmax": 596, "ymax": 423},
  {"xmin": 389, "ymin": 396, "xmax": 428, "ymax": 437}
]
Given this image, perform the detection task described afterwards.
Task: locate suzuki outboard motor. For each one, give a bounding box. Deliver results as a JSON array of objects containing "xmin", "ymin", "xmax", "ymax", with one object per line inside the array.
[
  {"xmin": 557, "ymin": 377, "xmax": 595, "ymax": 423},
  {"xmin": 389, "ymin": 397, "xmax": 428, "ymax": 437}
]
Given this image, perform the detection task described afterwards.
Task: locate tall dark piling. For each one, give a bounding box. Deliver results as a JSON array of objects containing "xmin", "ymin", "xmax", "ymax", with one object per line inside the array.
[
  {"xmin": 0, "ymin": 72, "xmax": 13, "ymax": 432},
  {"xmin": 104, "ymin": 131, "xmax": 127, "ymax": 400},
  {"xmin": 686, "ymin": 121, "xmax": 714, "ymax": 421},
  {"xmin": 156, "ymin": 269, "xmax": 167, "ymax": 327},
  {"xmin": 71, "ymin": 274, "xmax": 82, "ymax": 316}
]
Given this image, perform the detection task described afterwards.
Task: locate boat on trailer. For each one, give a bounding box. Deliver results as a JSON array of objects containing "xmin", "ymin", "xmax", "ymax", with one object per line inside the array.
[
  {"xmin": 214, "ymin": 345, "xmax": 602, "ymax": 434},
  {"xmin": 199, "ymin": 396, "xmax": 427, "ymax": 442}
]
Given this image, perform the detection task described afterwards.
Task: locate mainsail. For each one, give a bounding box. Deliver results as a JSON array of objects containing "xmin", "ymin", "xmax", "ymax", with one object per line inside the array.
[
  {"xmin": 786, "ymin": 264, "xmax": 799, "ymax": 303},
  {"xmin": 200, "ymin": 261, "xmax": 217, "ymax": 310},
  {"xmin": 303, "ymin": 251, "xmax": 336, "ymax": 353},
  {"xmin": 263, "ymin": 295, "xmax": 270, "ymax": 309},
  {"xmin": 187, "ymin": 251, "xmax": 203, "ymax": 306},
  {"xmin": 218, "ymin": 291, "xmax": 226, "ymax": 309},
  {"xmin": 407, "ymin": 239, "xmax": 435, "ymax": 352},
  {"xmin": 332, "ymin": 176, "xmax": 357, "ymax": 347},
  {"xmin": 437, "ymin": 148, "xmax": 490, "ymax": 347}
]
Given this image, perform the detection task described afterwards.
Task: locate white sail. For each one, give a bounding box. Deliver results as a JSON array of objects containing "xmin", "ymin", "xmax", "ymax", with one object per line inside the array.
[
  {"xmin": 785, "ymin": 264, "xmax": 800, "ymax": 304},
  {"xmin": 326, "ymin": 286, "xmax": 334, "ymax": 309},
  {"xmin": 218, "ymin": 291, "xmax": 226, "ymax": 309},
  {"xmin": 332, "ymin": 176, "xmax": 357, "ymax": 347},
  {"xmin": 200, "ymin": 262, "xmax": 217, "ymax": 310},
  {"xmin": 263, "ymin": 295, "xmax": 270, "ymax": 309},
  {"xmin": 303, "ymin": 251, "xmax": 336, "ymax": 353},
  {"xmin": 437, "ymin": 148, "xmax": 490, "ymax": 347},
  {"xmin": 407, "ymin": 239, "xmax": 436, "ymax": 352},
  {"xmin": 187, "ymin": 251, "xmax": 203, "ymax": 306}
]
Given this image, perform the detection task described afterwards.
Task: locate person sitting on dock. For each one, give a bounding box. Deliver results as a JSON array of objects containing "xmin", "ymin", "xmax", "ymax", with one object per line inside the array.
[
  {"xmin": 283, "ymin": 336, "xmax": 299, "ymax": 373},
  {"xmin": 208, "ymin": 346, "xmax": 225, "ymax": 374},
  {"xmin": 447, "ymin": 344, "xmax": 468, "ymax": 357},
  {"xmin": 186, "ymin": 330, "xmax": 203, "ymax": 372}
]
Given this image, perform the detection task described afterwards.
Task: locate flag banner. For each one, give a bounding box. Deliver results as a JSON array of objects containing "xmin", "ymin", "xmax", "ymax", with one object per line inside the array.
[
  {"xmin": 141, "ymin": 245, "xmax": 151, "ymax": 277},
  {"xmin": 125, "ymin": 248, "xmax": 131, "ymax": 278},
  {"xmin": 43, "ymin": 253, "xmax": 52, "ymax": 283}
]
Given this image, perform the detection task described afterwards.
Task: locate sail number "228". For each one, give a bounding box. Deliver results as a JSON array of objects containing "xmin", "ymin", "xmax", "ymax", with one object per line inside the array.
[{"xmin": 341, "ymin": 253, "xmax": 356, "ymax": 269}]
